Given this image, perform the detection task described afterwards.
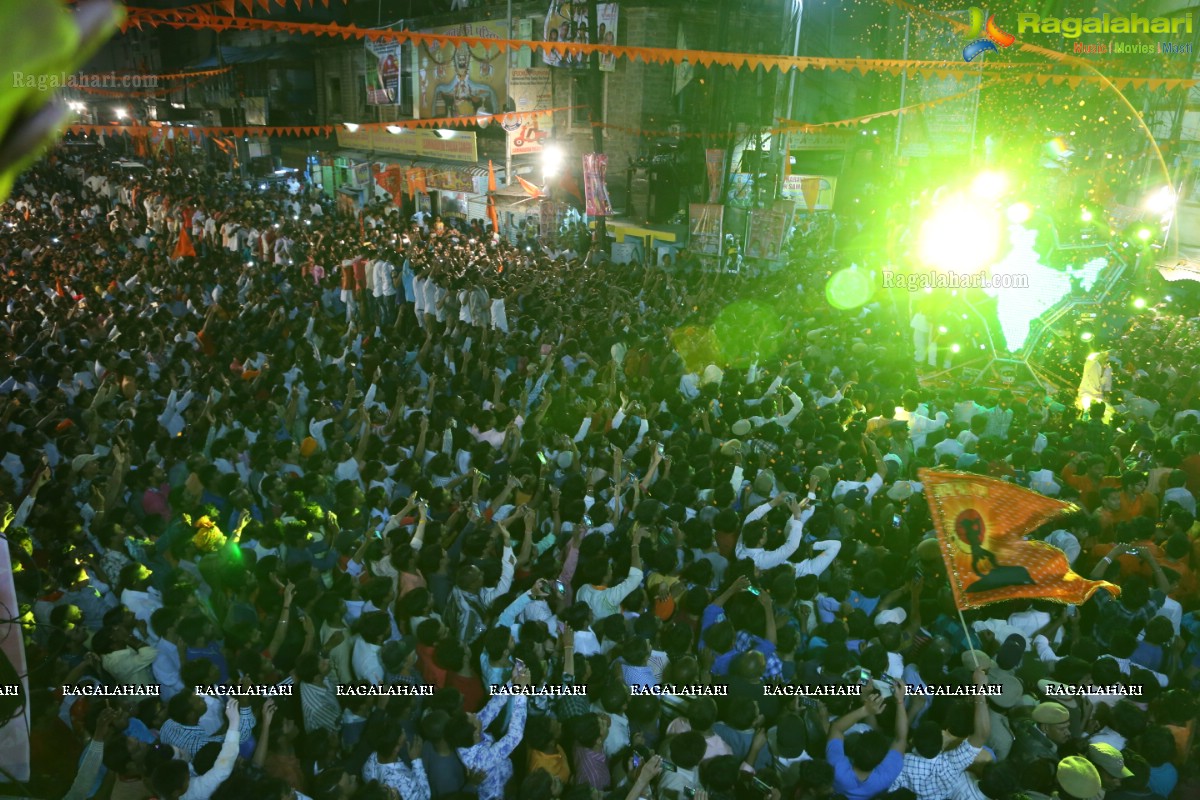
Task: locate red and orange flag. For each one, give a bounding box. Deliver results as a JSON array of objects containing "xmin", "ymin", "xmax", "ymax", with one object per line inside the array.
[
  {"xmin": 486, "ymin": 161, "xmax": 500, "ymax": 235},
  {"xmin": 172, "ymin": 225, "xmax": 196, "ymax": 260},
  {"xmin": 919, "ymin": 469, "xmax": 1119, "ymax": 610}
]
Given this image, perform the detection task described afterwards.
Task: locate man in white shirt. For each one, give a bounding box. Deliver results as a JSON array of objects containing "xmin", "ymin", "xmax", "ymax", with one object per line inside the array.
[
  {"xmin": 577, "ymin": 527, "xmax": 645, "ymax": 621},
  {"xmin": 735, "ymin": 498, "xmax": 814, "ymax": 571}
]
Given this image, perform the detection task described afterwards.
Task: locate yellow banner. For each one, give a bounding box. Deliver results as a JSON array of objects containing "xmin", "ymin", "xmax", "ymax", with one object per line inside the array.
[{"xmin": 335, "ymin": 128, "xmax": 479, "ymax": 162}]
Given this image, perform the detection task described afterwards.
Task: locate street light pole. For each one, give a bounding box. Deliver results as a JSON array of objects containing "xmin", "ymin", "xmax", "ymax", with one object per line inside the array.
[
  {"xmin": 505, "ymin": 0, "xmax": 513, "ymax": 187},
  {"xmin": 779, "ymin": 0, "xmax": 802, "ymax": 199},
  {"xmin": 587, "ymin": 0, "xmax": 607, "ymax": 253}
]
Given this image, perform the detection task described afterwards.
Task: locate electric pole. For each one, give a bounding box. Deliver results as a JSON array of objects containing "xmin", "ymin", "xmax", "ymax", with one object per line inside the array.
[{"xmin": 588, "ymin": 0, "xmax": 607, "ymax": 252}]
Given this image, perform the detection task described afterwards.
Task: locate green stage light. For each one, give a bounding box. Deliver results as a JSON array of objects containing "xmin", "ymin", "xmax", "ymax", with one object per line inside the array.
[
  {"xmin": 1136, "ymin": 227, "xmax": 1152, "ymax": 242},
  {"xmin": 937, "ymin": 325, "xmax": 948, "ymax": 334},
  {"xmin": 971, "ymin": 171, "xmax": 1008, "ymax": 199},
  {"xmin": 1006, "ymin": 202, "xmax": 1032, "ymax": 224},
  {"xmin": 1081, "ymin": 331, "xmax": 1094, "ymax": 341},
  {"xmin": 918, "ymin": 197, "xmax": 1000, "ymax": 276},
  {"xmin": 825, "ymin": 267, "xmax": 874, "ymax": 310},
  {"xmin": 1133, "ymin": 297, "xmax": 1146, "ymax": 309},
  {"xmin": 1080, "ymin": 208, "xmax": 1093, "ymax": 222},
  {"xmin": 951, "ymin": 343, "xmax": 961, "ymax": 353}
]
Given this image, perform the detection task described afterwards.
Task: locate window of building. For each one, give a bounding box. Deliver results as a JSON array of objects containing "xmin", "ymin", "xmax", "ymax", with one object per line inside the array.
[
  {"xmin": 328, "ymin": 77, "xmax": 342, "ymax": 115},
  {"xmin": 569, "ymin": 73, "xmax": 607, "ymax": 130}
]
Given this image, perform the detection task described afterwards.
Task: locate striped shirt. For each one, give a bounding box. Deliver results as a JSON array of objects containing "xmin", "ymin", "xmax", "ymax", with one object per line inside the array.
[
  {"xmin": 362, "ymin": 753, "xmax": 431, "ymax": 800},
  {"xmin": 300, "ymin": 678, "xmax": 342, "ymax": 733},
  {"xmin": 161, "ymin": 707, "xmax": 256, "ymax": 760}
]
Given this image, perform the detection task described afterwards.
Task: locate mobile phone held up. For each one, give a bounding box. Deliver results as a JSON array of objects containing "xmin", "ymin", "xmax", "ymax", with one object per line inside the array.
[{"xmin": 537, "ymin": 451, "xmax": 548, "ymax": 466}]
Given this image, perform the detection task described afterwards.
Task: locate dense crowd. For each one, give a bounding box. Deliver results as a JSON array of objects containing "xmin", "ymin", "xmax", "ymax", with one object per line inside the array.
[{"xmin": 4, "ymin": 144, "xmax": 1200, "ymax": 800}]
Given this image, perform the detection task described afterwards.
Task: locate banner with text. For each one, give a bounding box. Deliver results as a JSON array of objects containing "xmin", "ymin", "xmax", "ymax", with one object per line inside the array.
[
  {"xmin": 781, "ymin": 175, "xmax": 836, "ymax": 211},
  {"xmin": 506, "ymin": 68, "xmax": 553, "ymax": 156},
  {"xmin": 689, "ymin": 203, "xmax": 724, "ymax": 257},
  {"xmin": 335, "ymin": 127, "xmax": 479, "ymax": 162},
  {"xmin": 416, "ymin": 19, "xmax": 507, "ymax": 118}
]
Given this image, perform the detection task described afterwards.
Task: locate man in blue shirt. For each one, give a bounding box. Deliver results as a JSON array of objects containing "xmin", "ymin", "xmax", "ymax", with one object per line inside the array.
[{"xmin": 825, "ymin": 679, "xmax": 908, "ymax": 800}]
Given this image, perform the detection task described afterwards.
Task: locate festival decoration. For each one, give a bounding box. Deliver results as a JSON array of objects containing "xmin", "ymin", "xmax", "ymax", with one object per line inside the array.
[
  {"xmin": 920, "ymin": 469, "xmax": 1119, "ymax": 610},
  {"xmin": 117, "ymin": 6, "xmax": 1197, "ymax": 87}
]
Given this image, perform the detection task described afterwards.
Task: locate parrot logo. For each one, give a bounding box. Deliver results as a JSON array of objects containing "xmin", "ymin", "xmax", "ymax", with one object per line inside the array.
[{"xmin": 962, "ymin": 7, "xmax": 1015, "ymax": 62}]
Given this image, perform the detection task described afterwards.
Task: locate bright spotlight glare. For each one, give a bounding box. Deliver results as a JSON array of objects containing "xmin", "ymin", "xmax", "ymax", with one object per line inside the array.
[
  {"xmin": 1006, "ymin": 202, "xmax": 1032, "ymax": 224},
  {"xmin": 971, "ymin": 171, "xmax": 1007, "ymax": 199},
  {"xmin": 344, "ymin": 122, "xmax": 360, "ymax": 132},
  {"xmin": 1136, "ymin": 227, "xmax": 1152, "ymax": 242},
  {"xmin": 1080, "ymin": 208, "xmax": 1093, "ymax": 222},
  {"xmin": 114, "ymin": 107, "xmax": 128, "ymax": 119},
  {"xmin": 1144, "ymin": 186, "xmax": 1176, "ymax": 218},
  {"xmin": 918, "ymin": 197, "xmax": 1000, "ymax": 276},
  {"xmin": 1081, "ymin": 331, "xmax": 1094, "ymax": 342},
  {"xmin": 386, "ymin": 125, "xmax": 403, "ymax": 134},
  {"xmin": 1133, "ymin": 297, "xmax": 1146, "ymax": 309},
  {"xmin": 950, "ymin": 343, "xmax": 961, "ymax": 353},
  {"xmin": 937, "ymin": 325, "xmax": 948, "ymax": 334},
  {"xmin": 542, "ymin": 144, "xmax": 564, "ymax": 178}
]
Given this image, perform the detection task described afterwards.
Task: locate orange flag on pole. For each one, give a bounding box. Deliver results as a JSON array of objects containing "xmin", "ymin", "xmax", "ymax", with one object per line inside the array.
[
  {"xmin": 516, "ymin": 174, "xmax": 544, "ymax": 199},
  {"xmin": 919, "ymin": 469, "xmax": 1119, "ymax": 610},
  {"xmin": 486, "ymin": 160, "xmax": 500, "ymax": 236},
  {"xmin": 172, "ymin": 225, "xmax": 197, "ymax": 259}
]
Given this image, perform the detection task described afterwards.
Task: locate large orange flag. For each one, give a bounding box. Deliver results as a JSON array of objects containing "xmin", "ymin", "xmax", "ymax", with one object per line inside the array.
[
  {"xmin": 486, "ymin": 161, "xmax": 500, "ymax": 235},
  {"xmin": 919, "ymin": 469, "xmax": 1119, "ymax": 610},
  {"xmin": 172, "ymin": 225, "xmax": 196, "ymax": 259}
]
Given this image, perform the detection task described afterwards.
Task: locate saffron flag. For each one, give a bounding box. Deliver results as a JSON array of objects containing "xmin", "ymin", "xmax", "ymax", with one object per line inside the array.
[
  {"xmin": 172, "ymin": 225, "xmax": 196, "ymax": 259},
  {"xmin": 486, "ymin": 161, "xmax": 500, "ymax": 236},
  {"xmin": 919, "ymin": 469, "xmax": 1119, "ymax": 610},
  {"xmin": 515, "ymin": 174, "xmax": 544, "ymax": 199}
]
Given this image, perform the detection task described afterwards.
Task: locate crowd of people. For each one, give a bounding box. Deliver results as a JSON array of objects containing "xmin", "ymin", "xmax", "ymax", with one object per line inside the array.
[{"xmin": 5, "ymin": 143, "xmax": 1200, "ymax": 800}]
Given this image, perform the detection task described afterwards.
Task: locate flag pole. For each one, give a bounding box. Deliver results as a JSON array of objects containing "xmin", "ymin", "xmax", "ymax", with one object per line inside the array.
[{"xmin": 956, "ymin": 608, "xmax": 981, "ymax": 667}]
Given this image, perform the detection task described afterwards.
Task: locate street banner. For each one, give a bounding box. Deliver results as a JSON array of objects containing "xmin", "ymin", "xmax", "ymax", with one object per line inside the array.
[
  {"xmin": 583, "ymin": 153, "xmax": 613, "ymax": 217},
  {"xmin": 506, "ymin": 68, "xmax": 553, "ymax": 157},
  {"xmin": 416, "ymin": 20, "xmax": 506, "ymax": 118},
  {"xmin": 366, "ymin": 40, "xmax": 402, "ymax": 105},
  {"xmin": 705, "ymin": 148, "xmax": 724, "ymax": 204},
  {"xmin": 745, "ymin": 199, "xmax": 794, "ymax": 261},
  {"xmin": 689, "ymin": 203, "xmax": 723, "ymax": 257},
  {"xmin": 544, "ymin": 1, "xmax": 618, "ymax": 69}
]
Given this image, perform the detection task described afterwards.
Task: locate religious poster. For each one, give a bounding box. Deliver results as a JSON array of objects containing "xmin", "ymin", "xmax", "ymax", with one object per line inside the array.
[
  {"xmin": 366, "ymin": 40, "xmax": 402, "ymax": 106},
  {"xmin": 745, "ymin": 199, "xmax": 794, "ymax": 262},
  {"xmin": 726, "ymin": 173, "xmax": 753, "ymax": 209},
  {"xmin": 544, "ymin": 1, "xmax": 618, "ymax": 69},
  {"xmin": 689, "ymin": 203, "xmax": 723, "ymax": 257},
  {"xmin": 415, "ymin": 20, "xmax": 507, "ymax": 119},
  {"xmin": 506, "ymin": 68, "xmax": 553, "ymax": 157},
  {"xmin": 583, "ymin": 153, "xmax": 613, "ymax": 217}
]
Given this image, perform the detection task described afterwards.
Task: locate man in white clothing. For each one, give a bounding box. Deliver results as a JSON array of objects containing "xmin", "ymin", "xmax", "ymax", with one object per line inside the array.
[
  {"xmin": 577, "ymin": 526, "xmax": 646, "ymax": 621},
  {"xmin": 735, "ymin": 497, "xmax": 814, "ymax": 571}
]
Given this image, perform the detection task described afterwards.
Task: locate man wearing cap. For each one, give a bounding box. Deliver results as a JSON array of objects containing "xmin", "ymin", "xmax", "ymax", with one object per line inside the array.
[
  {"xmin": 889, "ymin": 668, "xmax": 991, "ymax": 800},
  {"xmin": 1011, "ymin": 701, "xmax": 1072, "ymax": 763},
  {"xmin": 1057, "ymin": 755, "xmax": 1105, "ymax": 800},
  {"xmin": 1087, "ymin": 741, "xmax": 1134, "ymax": 791}
]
